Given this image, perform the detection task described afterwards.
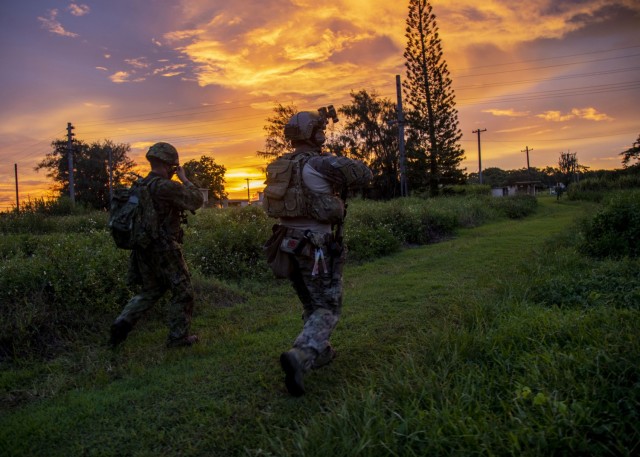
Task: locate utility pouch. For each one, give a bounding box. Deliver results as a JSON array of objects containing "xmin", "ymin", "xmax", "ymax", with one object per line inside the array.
[
  {"xmin": 264, "ymin": 159, "xmax": 293, "ymax": 199},
  {"xmin": 309, "ymin": 193, "xmax": 344, "ymax": 224},
  {"xmin": 263, "ymin": 225, "xmax": 292, "ymax": 279}
]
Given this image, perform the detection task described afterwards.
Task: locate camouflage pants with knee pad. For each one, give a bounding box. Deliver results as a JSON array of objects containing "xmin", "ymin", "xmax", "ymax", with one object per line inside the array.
[
  {"xmin": 288, "ymin": 236, "xmax": 346, "ymax": 369},
  {"xmin": 118, "ymin": 248, "xmax": 194, "ymax": 341}
]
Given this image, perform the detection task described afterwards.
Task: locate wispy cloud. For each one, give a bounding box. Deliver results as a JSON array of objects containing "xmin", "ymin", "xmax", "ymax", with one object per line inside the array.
[
  {"xmin": 84, "ymin": 102, "xmax": 110, "ymax": 108},
  {"xmin": 68, "ymin": 3, "xmax": 90, "ymax": 17},
  {"xmin": 483, "ymin": 108, "xmax": 530, "ymax": 117},
  {"xmin": 496, "ymin": 125, "xmax": 538, "ymax": 134},
  {"xmin": 574, "ymin": 107, "xmax": 614, "ymax": 121},
  {"xmin": 537, "ymin": 107, "xmax": 613, "ymax": 122},
  {"xmin": 37, "ymin": 9, "xmax": 78, "ymax": 38},
  {"xmin": 109, "ymin": 71, "xmax": 145, "ymax": 84},
  {"xmin": 125, "ymin": 58, "xmax": 149, "ymax": 69}
]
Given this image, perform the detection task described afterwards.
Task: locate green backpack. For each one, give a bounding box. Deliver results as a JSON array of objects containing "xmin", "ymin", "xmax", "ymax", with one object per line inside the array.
[{"xmin": 108, "ymin": 177, "xmax": 160, "ymax": 250}]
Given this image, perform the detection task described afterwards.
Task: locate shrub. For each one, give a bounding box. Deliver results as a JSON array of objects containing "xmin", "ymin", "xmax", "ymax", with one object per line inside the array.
[
  {"xmin": 489, "ymin": 195, "xmax": 538, "ymax": 219},
  {"xmin": 0, "ymin": 232, "xmax": 130, "ymax": 360},
  {"xmin": 0, "ymin": 209, "xmax": 107, "ymax": 235},
  {"xmin": 442, "ymin": 184, "xmax": 492, "ymax": 196},
  {"xmin": 344, "ymin": 223, "xmax": 401, "ymax": 262},
  {"xmin": 578, "ymin": 190, "xmax": 640, "ymax": 259},
  {"xmin": 567, "ymin": 174, "xmax": 640, "ymax": 202},
  {"xmin": 185, "ymin": 205, "xmax": 273, "ymax": 281}
]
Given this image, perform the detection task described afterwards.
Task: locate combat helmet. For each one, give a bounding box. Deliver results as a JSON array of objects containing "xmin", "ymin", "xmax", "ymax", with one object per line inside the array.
[
  {"xmin": 146, "ymin": 142, "xmax": 179, "ymax": 165},
  {"xmin": 284, "ymin": 111, "xmax": 326, "ymax": 143}
]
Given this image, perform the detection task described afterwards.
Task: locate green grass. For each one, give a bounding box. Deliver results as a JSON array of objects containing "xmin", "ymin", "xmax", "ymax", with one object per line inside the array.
[{"xmin": 1, "ymin": 196, "xmax": 638, "ymax": 456}]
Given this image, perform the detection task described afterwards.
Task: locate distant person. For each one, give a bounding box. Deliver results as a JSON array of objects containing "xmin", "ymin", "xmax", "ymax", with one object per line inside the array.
[
  {"xmin": 263, "ymin": 107, "xmax": 372, "ymax": 396},
  {"xmin": 110, "ymin": 142, "xmax": 204, "ymax": 348}
]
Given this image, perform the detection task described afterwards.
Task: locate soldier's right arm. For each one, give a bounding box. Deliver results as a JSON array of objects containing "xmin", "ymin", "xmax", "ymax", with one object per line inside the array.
[{"xmin": 154, "ymin": 179, "xmax": 204, "ymax": 212}]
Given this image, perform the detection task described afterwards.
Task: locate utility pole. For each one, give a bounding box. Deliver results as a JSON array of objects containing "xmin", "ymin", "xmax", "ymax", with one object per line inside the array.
[
  {"xmin": 67, "ymin": 122, "xmax": 75, "ymax": 205},
  {"xmin": 14, "ymin": 164, "xmax": 19, "ymax": 213},
  {"xmin": 522, "ymin": 145, "xmax": 533, "ymax": 173},
  {"xmin": 246, "ymin": 178, "xmax": 251, "ymax": 203},
  {"xmin": 472, "ymin": 128, "xmax": 487, "ymax": 184},
  {"xmin": 395, "ymin": 75, "xmax": 408, "ymax": 197}
]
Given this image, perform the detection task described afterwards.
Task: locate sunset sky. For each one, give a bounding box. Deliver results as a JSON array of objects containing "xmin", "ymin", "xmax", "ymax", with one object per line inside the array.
[{"xmin": 1, "ymin": 0, "xmax": 639, "ymax": 210}]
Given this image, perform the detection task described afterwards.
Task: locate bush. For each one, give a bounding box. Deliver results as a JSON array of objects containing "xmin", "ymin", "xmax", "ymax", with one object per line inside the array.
[
  {"xmin": 578, "ymin": 190, "xmax": 640, "ymax": 259},
  {"xmin": 185, "ymin": 205, "xmax": 273, "ymax": 281},
  {"xmin": 442, "ymin": 184, "xmax": 492, "ymax": 196},
  {"xmin": 567, "ymin": 174, "xmax": 640, "ymax": 202},
  {"xmin": 0, "ymin": 232, "xmax": 130, "ymax": 360},
  {"xmin": 344, "ymin": 223, "xmax": 401, "ymax": 262},
  {"xmin": 489, "ymin": 195, "xmax": 538, "ymax": 219},
  {"xmin": 0, "ymin": 209, "xmax": 107, "ymax": 235}
]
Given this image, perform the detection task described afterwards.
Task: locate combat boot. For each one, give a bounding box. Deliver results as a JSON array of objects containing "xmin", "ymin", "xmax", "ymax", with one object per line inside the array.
[
  {"xmin": 280, "ymin": 348, "xmax": 311, "ymax": 396},
  {"xmin": 109, "ymin": 319, "xmax": 132, "ymax": 348},
  {"xmin": 312, "ymin": 345, "xmax": 337, "ymax": 369}
]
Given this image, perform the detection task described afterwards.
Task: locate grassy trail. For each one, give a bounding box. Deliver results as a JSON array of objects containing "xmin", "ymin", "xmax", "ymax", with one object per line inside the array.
[{"xmin": 1, "ymin": 198, "xmax": 609, "ymax": 456}]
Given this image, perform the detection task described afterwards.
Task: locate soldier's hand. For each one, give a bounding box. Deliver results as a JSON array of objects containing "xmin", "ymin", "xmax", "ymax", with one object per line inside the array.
[{"xmin": 176, "ymin": 166, "xmax": 190, "ymax": 184}]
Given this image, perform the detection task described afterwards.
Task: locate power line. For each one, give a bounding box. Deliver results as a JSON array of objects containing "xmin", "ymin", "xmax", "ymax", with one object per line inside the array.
[
  {"xmin": 2, "ymin": 45, "xmax": 638, "ymax": 171},
  {"xmin": 451, "ymin": 44, "xmax": 640, "ymax": 73}
]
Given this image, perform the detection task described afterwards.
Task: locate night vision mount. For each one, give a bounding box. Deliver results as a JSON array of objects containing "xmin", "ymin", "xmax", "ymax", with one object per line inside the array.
[{"xmin": 318, "ymin": 105, "xmax": 339, "ymax": 124}]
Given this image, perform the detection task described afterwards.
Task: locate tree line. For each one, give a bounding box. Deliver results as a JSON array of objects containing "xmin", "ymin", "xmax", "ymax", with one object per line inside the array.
[{"xmin": 36, "ymin": 139, "xmax": 227, "ymax": 211}]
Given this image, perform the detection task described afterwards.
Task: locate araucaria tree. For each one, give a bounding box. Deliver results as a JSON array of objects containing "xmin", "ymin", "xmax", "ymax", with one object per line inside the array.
[{"xmin": 403, "ymin": 0, "xmax": 465, "ymax": 196}]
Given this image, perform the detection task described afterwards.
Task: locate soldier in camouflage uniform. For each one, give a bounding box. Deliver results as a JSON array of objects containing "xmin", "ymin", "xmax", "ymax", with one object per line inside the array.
[
  {"xmin": 110, "ymin": 142, "xmax": 204, "ymax": 348},
  {"xmin": 263, "ymin": 108, "xmax": 372, "ymax": 396}
]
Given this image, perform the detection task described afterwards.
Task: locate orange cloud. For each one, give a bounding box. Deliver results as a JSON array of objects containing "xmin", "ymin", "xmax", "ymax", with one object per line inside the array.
[
  {"xmin": 37, "ymin": 9, "xmax": 78, "ymax": 38},
  {"xmin": 483, "ymin": 108, "xmax": 530, "ymax": 117},
  {"xmin": 68, "ymin": 3, "xmax": 90, "ymax": 17},
  {"xmin": 537, "ymin": 107, "xmax": 613, "ymax": 122}
]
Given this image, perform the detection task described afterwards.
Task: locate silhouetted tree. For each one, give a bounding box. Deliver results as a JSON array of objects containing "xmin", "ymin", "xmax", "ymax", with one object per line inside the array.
[
  {"xmin": 183, "ymin": 155, "xmax": 227, "ymax": 206},
  {"xmin": 326, "ymin": 90, "xmax": 399, "ymax": 198},
  {"xmin": 257, "ymin": 103, "xmax": 297, "ymax": 160},
  {"xmin": 403, "ymin": 0, "xmax": 465, "ymax": 196},
  {"xmin": 558, "ymin": 151, "xmax": 589, "ymax": 186},
  {"xmin": 620, "ymin": 134, "xmax": 640, "ymax": 168},
  {"xmin": 35, "ymin": 139, "xmax": 136, "ymax": 210}
]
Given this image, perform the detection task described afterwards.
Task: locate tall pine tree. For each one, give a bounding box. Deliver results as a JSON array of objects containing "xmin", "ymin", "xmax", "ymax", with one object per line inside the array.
[{"xmin": 403, "ymin": 0, "xmax": 465, "ymax": 196}]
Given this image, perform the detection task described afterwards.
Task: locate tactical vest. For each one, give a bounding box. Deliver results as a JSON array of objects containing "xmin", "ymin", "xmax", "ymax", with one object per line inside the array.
[{"xmin": 263, "ymin": 152, "xmax": 344, "ymax": 224}]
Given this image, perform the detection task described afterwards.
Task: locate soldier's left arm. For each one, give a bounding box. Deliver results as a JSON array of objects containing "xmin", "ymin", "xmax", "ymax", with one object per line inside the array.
[{"xmin": 309, "ymin": 155, "xmax": 372, "ymax": 189}]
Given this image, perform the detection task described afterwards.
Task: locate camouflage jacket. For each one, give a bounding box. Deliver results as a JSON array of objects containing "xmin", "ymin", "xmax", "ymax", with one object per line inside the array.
[{"xmin": 144, "ymin": 172, "xmax": 203, "ymax": 251}]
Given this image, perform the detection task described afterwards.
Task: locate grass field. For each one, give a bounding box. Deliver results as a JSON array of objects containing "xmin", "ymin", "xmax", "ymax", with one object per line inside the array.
[{"xmin": 1, "ymin": 196, "xmax": 638, "ymax": 456}]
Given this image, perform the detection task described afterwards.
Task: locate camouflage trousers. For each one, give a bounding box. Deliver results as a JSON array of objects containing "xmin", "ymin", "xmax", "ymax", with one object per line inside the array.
[
  {"xmin": 286, "ymin": 232, "xmax": 347, "ymax": 370},
  {"xmin": 117, "ymin": 247, "xmax": 195, "ymax": 341}
]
